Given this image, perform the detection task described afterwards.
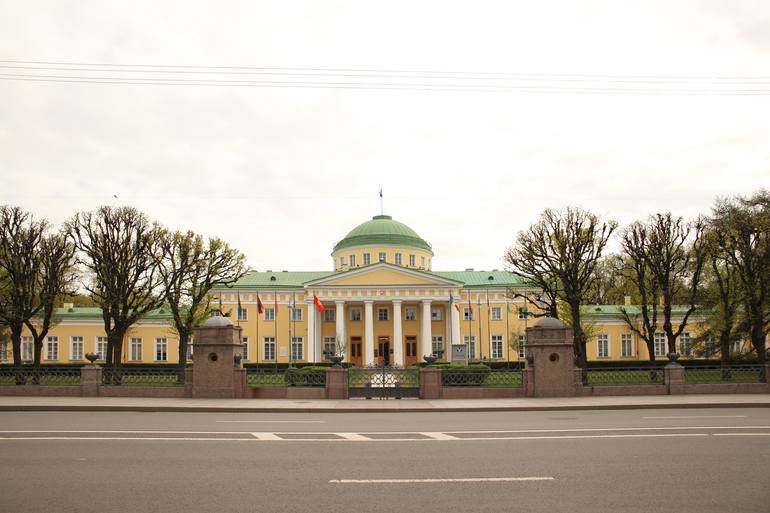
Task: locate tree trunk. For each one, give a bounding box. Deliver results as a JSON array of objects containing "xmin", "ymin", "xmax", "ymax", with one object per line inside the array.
[
  {"xmin": 719, "ymin": 331, "xmax": 731, "ymax": 366},
  {"xmin": 10, "ymin": 323, "xmax": 22, "ymax": 367},
  {"xmin": 752, "ymin": 326, "xmax": 767, "ymax": 365},
  {"xmin": 177, "ymin": 331, "xmax": 190, "ymax": 384},
  {"xmin": 569, "ymin": 301, "xmax": 587, "ymax": 368},
  {"xmin": 33, "ymin": 339, "xmax": 43, "ymax": 366}
]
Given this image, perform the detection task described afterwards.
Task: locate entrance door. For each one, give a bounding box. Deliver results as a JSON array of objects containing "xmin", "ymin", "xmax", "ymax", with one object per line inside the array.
[
  {"xmin": 349, "ymin": 337, "xmax": 362, "ymax": 367},
  {"xmin": 404, "ymin": 336, "xmax": 418, "ymax": 366},
  {"xmin": 377, "ymin": 337, "xmax": 390, "ymax": 365}
]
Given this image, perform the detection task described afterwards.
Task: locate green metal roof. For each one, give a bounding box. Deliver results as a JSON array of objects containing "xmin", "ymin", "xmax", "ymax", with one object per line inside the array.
[
  {"xmin": 52, "ymin": 307, "xmax": 173, "ymax": 320},
  {"xmin": 332, "ymin": 215, "xmax": 433, "ymax": 254},
  {"xmin": 214, "ymin": 271, "xmax": 337, "ymax": 290},
  {"xmin": 581, "ymin": 304, "xmax": 697, "ymax": 319},
  {"xmin": 432, "ymin": 271, "xmax": 529, "ymax": 289}
]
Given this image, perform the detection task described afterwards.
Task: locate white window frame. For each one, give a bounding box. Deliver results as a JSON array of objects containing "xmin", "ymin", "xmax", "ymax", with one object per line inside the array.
[
  {"xmin": 291, "ymin": 307, "xmax": 302, "ymax": 321},
  {"xmin": 264, "ymin": 308, "xmax": 275, "ymax": 321},
  {"xmin": 363, "ymin": 253, "xmax": 371, "ymax": 266},
  {"xmin": 654, "ymin": 332, "xmax": 666, "ymax": 357},
  {"xmin": 431, "ymin": 335, "xmax": 444, "ymax": 356},
  {"xmin": 0, "ymin": 341, "xmax": 8, "ymax": 362},
  {"xmin": 130, "ymin": 337, "xmax": 143, "ymax": 361},
  {"xmin": 291, "ymin": 336, "xmax": 304, "ymax": 361},
  {"xmin": 679, "ymin": 332, "xmax": 692, "ymax": 356},
  {"xmin": 323, "ymin": 337, "xmax": 336, "ymax": 359},
  {"xmin": 187, "ymin": 336, "xmax": 194, "ymax": 362},
  {"xmin": 263, "ymin": 337, "xmax": 276, "ymax": 361},
  {"xmin": 420, "ymin": 256, "xmax": 426, "ymax": 268},
  {"xmin": 350, "ymin": 254, "xmax": 356, "ymax": 267},
  {"xmin": 518, "ymin": 307, "xmax": 529, "ymax": 320},
  {"xmin": 377, "ymin": 308, "xmax": 389, "ymax": 321},
  {"xmin": 463, "ymin": 307, "xmax": 474, "ymax": 321},
  {"xmin": 395, "ymin": 253, "xmax": 402, "ymax": 265},
  {"xmin": 491, "ymin": 335, "xmax": 504, "ymax": 359},
  {"xmin": 21, "ymin": 336, "xmax": 33, "ymax": 362},
  {"xmin": 339, "ymin": 256, "xmax": 344, "ymax": 267},
  {"xmin": 70, "ymin": 336, "xmax": 84, "ymax": 361},
  {"xmin": 237, "ymin": 305, "xmax": 248, "ymax": 321},
  {"xmin": 46, "ymin": 336, "xmax": 58, "ymax": 361},
  {"xmin": 378, "ymin": 251, "xmax": 386, "ymax": 263},
  {"xmin": 730, "ymin": 339, "xmax": 742, "ymax": 355},
  {"xmin": 409, "ymin": 254, "xmax": 416, "ymax": 267},
  {"xmin": 242, "ymin": 336, "xmax": 249, "ymax": 361},
  {"xmin": 155, "ymin": 337, "xmax": 168, "ymax": 362},
  {"xmin": 404, "ymin": 307, "xmax": 417, "ymax": 321},
  {"xmin": 463, "ymin": 335, "xmax": 476, "ymax": 359},
  {"xmin": 597, "ymin": 334, "xmax": 610, "ymax": 358},
  {"xmin": 323, "ymin": 308, "xmax": 335, "ymax": 322},
  {"xmin": 621, "ymin": 333, "xmax": 634, "ymax": 357},
  {"xmin": 350, "ymin": 308, "xmax": 361, "ymax": 321},
  {"xmin": 518, "ymin": 335, "xmax": 526, "ymax": 359},
  {"xmin": 490, "ymin": 307, "xmax": 502, "ymax": 321},
  {"xmin": 95, "ymin": 336, "xmax": 108, "ymax": 361},
  {"xmin": 431, "ymin": 308, "xmax": 442, "ymax": 321}
]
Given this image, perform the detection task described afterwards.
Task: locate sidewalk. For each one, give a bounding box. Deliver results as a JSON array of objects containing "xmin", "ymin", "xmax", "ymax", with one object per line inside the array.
[{"xmin": 0, "ymin": 394, "xmax": 768, "ymax": 413}]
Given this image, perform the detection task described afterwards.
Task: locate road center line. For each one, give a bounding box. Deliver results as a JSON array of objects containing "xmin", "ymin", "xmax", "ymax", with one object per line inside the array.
[
  {"xmin": 216, "ymin": 420, "xmax": 326, "ymax": 423},
  {"xmin": 329, "ymin": 477, "xmax": 554, "ymax": 484},
  {"xmin": 642, "ymin": 416, "xmax": 747, "ymax": 419},
  {"xmin": 711, "ymin": 433, "xmax": 770, "ymax": 437}
]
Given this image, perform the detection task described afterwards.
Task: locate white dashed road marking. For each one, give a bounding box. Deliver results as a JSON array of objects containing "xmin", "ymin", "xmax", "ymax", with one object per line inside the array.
[{"xmin": 329, "ymin": 477, "xmax": 555, "ymax": 484}]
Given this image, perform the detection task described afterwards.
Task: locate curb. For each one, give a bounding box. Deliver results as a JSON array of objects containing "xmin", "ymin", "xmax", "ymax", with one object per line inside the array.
[{"xmin": 2, "ymin": 401, "xmax": 769, "ymax": 414}]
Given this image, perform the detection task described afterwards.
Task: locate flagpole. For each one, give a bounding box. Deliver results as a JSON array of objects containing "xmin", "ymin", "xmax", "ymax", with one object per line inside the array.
[
  {"xmin": 486, "ymin": 289, "xmax": 491, "ymax": 361},
  {"xmin": 478, "ymin": 294, "xmax": 483, "ymax": 361},
  {"xmin": 379, "ymin": 188, "xmax": 383, "ymax": 215},
  {"xmin": 274, "ymin": 294, "xmax": 278, "ymax": 370},
  {"xmin": 505, "ymin": 296, "xmax": 510, "ymax": 364},
  {"xmin": 467, "ymin": 293, "xmax": 472, "ymax": 364},
  {"xmin": 256, "ymin": 290, "xmax": 260, "ymax": 365}
]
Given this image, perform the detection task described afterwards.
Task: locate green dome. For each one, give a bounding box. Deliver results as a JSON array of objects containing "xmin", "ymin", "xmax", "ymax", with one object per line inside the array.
[{"xmin": 333, "ymin": 215, "xmax": 433, "ymax": 254}]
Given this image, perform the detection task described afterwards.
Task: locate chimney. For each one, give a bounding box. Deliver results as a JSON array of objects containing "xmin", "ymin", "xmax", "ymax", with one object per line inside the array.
[{"xmin": 624, "ymin": 295, "xmax": 631, "ymax": 306}]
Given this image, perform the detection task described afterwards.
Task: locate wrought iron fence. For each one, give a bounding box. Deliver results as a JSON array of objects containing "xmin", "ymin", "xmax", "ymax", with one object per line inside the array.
[
  {"xmin": 102, "ymin": 367, "xmax": 184, "ymax": 387},
  {"xmin": 348, "ymin": 365, "xmax": 420, "ymax": 398},
  {"xmin": 0, "ymin": 366, "xmax": 81, "ymax": 386},
  {"xmin": 684, "ymin": 365, "xmax": 765, "ymax": 384},
  {"xmin": 246, "ymin": 368, "xmax": 287, "ymax": 387},
  {"xmin": 441, "ymin": 368, "xmax": 523, "ymax": 387},
  {"xmin": 585, "ymin": 367, "xmax": 664, "ymax": 386},
  {"xmin": 285, "ymin": 368, "xmax": 326, "ymax": 387}
]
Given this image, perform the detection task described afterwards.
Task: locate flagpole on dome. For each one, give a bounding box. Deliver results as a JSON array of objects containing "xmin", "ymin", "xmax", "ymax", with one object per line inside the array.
[{"xmin": 379, "ymin": 187, "xmax": 383, "ymax": 216}]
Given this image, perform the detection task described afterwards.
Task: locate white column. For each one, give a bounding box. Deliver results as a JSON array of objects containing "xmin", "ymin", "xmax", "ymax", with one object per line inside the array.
[
  {"xmin": 451, "ymin": 300, "xmax": 461, "ymax": 350},
  {"xmin": 315, "ymin": 307, "xmax": 322, "ymax": 360},
  {"xmin": 421, "ymin": 299, "xmax": 432, "ymax": 358},
  {"xmin": 392, "ymin": 300, "xmax": 403, "ymax": 366},
  {"xmin": 306, "ymin": 299, "xmax": 316, "ymax": 362},
  {"xmin": 364, "ymin": 300, "xmax": 375, "ymax": 365},
  {"xmin": 335, "ymin": 300, "xmax": 345, "ymax": 358}
]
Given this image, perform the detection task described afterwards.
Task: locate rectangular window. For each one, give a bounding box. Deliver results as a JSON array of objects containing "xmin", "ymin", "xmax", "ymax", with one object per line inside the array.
[
  {"xmin": 291, "ymin": 337, "xmax": 304, "ymax": 361},
  {"xmin": 463, "ymin": 307, "xmax": 474, "ymax": 321},
  {"xmin": 377, "ymin": 308, "xmax": 389, "ymax": 321},
  {"xmin": 431, "ymin": 308, "xmax": 442, "ymax": 321},
  {"xmin": 679, "ymin": 332, "xmax": 692, "ymax": 356},
  {"xmin": 491, "ymin": 335, "xmax": 504, "ymax": 359},
  {"xmin": 291, "ymin": 307, "xmax": 302, "ymax": 321},
  {"xmin": 363, "ymin": 253, "xmax": 370, "ymax": 266},
  {"xmin": 237, "ymin": 305, "xmax": 248, "ymax": 321},
  {"xmin": 654, "ymin": 332, "xmax": 666, "ymax": 357},
  {"xmin": 155, "ymin": 337, "xmax": 168, "ymax": 362},
  {"xmin": 518, "ymin": 307, "xmax": 529, "ymax": 320},
  {"xmin": 46, "ymin": 336, "xmax": 58, "ymax": 361},
  {"xmin": 464, "ymin": 335, "xmax": 476, "ymax": 359},
  {"xmin": 350, "ymin": 308, "xmax": 361, "ymax": 321},
  {"xmin": 621, "ymin": 333, "xmax": 634, "ymax": 357},
  {"xmin": 518, "ymin": 335, "xmax": 526, "ymax": 358},
  {"xmin": 21, "ymin": 336, "xmax": 33, "ymax": 362},
  {"xmin": 730, "ymin": 339, "xmax": 742, "ymax": 355},
  {"xmin": 0, "ymin": 341, "xmax": 7, "ymax": 362},
  {"xmin": 378, "ymin": 251, "xmax": 386, "ymax": 262},
  {"xmin": 323, "ymin": 337, "xmax": 336, "ymax": 359},
  {"xmin": 241, "ymin": 336, "xmax": 249, "ymax": 361},
  {"xmin": 263, "ymin": 337, "xmax": 276, "ymax": 361},
  {"xmin": 130, "ymin": 337, "xmax": 143, "ymax": 361},
  {"xmin": 409, "ymin": 254, "xmax": 416, "ymax": 267},
  {"xmin": 431, "ymin": 336, "xmax": 444, "ymax": 356},
  {"xmin": 420, "ymin": 256, "xmax": 426, "ymax": 268},
  {"xmin": 597, "ymin": 334, "xmax": 610, "ymax": 358},
  {"xmin": 70, "ymin": 336, "xmax": 84, "ymax": 361},
  {"xmin": 323, "ymin": 308, "xmax": 335, "ymax": 322},
  {"xmin": 405, "ymin": 307, "xmax": 416, "ymax": 321},
  {"xmin": 96, "ymin": 336, "xmax": 108, "ymax": 361},
  {"xmin": 350, "ymin": 254, "xmax": 356, "ymax": 267},
  {"xmin": 187, "ymin": 337, "xmax": 194, "ymax": 362},
  {"xmin": 395, "ymin": 253, "xmax": 402, "ymax": 265},
  {"xmin": 339, "ymin": 256, "xmax": 344, "ymax": 267},
  {"xmin": 490, "ymin": 307, "xmax": 502, "ymax": 321},
  {"xmin": 264, "ymin": 308, "xmax": 275, "ymax": 321}
]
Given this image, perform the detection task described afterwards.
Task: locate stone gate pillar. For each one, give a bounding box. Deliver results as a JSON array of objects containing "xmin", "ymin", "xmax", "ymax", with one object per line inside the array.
[
  {"xmin": 192, "ymin": 316, "xmax": 243, "ymax": 398},
  {"xmin": 525, "ymin": 317, "xmax": 576, "ymax": 397}
]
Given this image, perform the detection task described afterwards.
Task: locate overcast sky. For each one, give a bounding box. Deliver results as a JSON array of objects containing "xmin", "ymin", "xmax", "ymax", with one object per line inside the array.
[{"xmin": 1, "ymin": 1, "xmax": 768, "ymax": 272}]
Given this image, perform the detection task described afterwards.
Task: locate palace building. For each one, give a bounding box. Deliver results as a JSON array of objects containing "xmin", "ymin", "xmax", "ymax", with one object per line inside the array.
[{"xmin": 8, "ymin": 213, "xmax": 756, "ymax": 366}]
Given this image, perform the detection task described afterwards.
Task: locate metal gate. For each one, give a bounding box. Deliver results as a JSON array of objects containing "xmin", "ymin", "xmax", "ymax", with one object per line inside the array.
[{"xmin": 348, "ymin": 365, "xmax": 420, "ymax": 399}]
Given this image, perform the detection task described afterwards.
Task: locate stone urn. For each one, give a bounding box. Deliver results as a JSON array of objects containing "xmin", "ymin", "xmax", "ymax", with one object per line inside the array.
[
  {"xmin": 667, "ymin": 351, "xmax": 680, "ymax": 363},
  {"xmin": 85, "ymin": 352, "xmax": 99, "ymax": 365},
  {"xmin": 423, "ymin": 354, "xmax": 438, "ymax": 366},
  {"xmin": 329, "ymin": 355, "xmax": 344, "ymax": 368}
]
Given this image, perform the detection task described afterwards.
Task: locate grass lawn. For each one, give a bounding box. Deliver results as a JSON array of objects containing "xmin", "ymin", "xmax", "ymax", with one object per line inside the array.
[
  {"xmin": 684, "ymin": 368, "xmax": 762, "ymax": 384},
  {"xmin": 585, "ymin": 369, "xmax": 664, "ymax": 386}
]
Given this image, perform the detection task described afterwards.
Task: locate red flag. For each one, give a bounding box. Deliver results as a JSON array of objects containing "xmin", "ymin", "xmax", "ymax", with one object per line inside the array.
[
  {"xmin": 313, "ymin": 294, "xmax": 325, "ymax": 313},
  {"xmin": 256, "ymin": 294, "xmax": 264, "ymax": 314},
  {"xmin": 455, "ymin": 303, "xmax": 461, "ymax": 312}
]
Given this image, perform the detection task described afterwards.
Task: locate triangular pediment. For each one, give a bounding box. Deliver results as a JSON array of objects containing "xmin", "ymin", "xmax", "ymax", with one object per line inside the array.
[{"xmin": 304, "ymin": 262, "xmax": 462, "ymax": 288}]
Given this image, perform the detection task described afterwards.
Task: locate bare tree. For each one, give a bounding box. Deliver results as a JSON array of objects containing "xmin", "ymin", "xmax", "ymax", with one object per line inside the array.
[
  {"xmin": 66, "ymin": 206, "xmax": 165, "ymax": 369},
  {"xmin": 0, "ymin": 206, "xmax": 48, "ymax": 367},
  {"xmin": 504, "ymin": 207, "xmax": 617, "ymax": 366},
  {"xmin": 157, "ymin": 229, "xmax": 246, "ymax": 367},
  {"xmin": 24, "ymin": 233, "xmax": 77, "ymax": 365},
  {"xmin": 711, "ymin": 190, "xmax": 770, "ymax": 365}
]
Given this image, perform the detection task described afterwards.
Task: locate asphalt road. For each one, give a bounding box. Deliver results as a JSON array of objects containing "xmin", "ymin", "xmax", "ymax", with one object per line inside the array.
[{"xmin": 1, "ymin": 408, "xmax": 769, "ymax": 513}]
